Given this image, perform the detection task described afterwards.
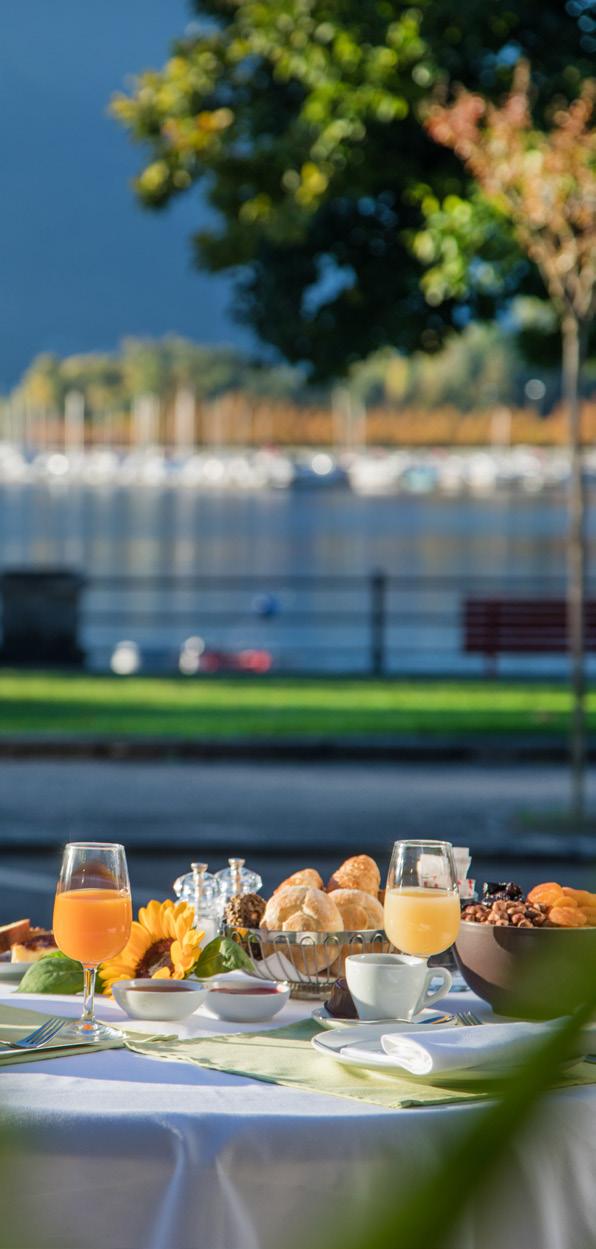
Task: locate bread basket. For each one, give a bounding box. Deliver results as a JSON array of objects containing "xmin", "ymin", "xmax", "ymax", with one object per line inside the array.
[{"xmin": 225, "ymin": 926, "xmax": 392, "ymax": 998}]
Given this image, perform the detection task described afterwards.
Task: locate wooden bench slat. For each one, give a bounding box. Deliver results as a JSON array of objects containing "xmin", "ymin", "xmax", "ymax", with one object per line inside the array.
[{"xmin": 463, "ymin": 597, "xmax": 596, "ymax": 662}]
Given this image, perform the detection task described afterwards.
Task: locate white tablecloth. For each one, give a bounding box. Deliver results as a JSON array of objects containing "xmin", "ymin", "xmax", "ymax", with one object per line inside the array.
[{"xmin": 1, "ymin": 987, "xmax": 595, "ymax": 1249}]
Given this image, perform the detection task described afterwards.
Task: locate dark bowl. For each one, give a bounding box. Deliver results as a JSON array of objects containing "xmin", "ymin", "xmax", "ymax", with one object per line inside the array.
[{"xmin": 455, "ymin": 920, "xmax": 596, "ymax": 1019}]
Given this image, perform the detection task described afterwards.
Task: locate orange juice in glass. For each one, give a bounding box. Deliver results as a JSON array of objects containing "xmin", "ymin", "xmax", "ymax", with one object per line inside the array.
[
  {"xmin": 53, "ymin": 843, "xmax": 132, "ymax": 1042},
  {"xmin": 384, "ymin": 840, "xmax": 460, "ymax": 959},
  {"xmin": 54, "ymin": 888, "xmax": 132, "ymax": 966}
]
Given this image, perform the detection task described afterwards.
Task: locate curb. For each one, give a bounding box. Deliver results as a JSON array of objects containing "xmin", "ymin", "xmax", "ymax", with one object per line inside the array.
[{"xmin": 0, "ymin": 733, "xmax": 587, "ymax": 763}]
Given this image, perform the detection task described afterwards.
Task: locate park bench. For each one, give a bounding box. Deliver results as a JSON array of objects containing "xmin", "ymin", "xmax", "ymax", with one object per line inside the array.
[{"xmin": 463, "ymin": 597, "xmax": 596, "ymax": 675}]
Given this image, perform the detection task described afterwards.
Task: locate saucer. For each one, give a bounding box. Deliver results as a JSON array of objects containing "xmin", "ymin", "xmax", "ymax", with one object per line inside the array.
[{"xmin": 312, "ymin": 1005, "xmax": 454, "ymax": 1030}]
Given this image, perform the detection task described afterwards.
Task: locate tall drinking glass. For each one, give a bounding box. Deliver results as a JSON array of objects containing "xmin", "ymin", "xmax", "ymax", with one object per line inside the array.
[
  {"xmin": 384, "ymin": 840, "xmax": 460, "ymax": 959},
  {"xmin": 53, "ymin": 842, "xmax": 132, "ymax": 1041}
]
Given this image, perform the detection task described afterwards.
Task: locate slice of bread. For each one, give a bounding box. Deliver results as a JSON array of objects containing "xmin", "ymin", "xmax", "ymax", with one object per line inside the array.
[
  {"xmin": 0, "ymin": 919, "xmax": 32, "ymax": 955},
  {"xmin": 11, "ymin": 931, "xmax": 58, "ymax": 963}
]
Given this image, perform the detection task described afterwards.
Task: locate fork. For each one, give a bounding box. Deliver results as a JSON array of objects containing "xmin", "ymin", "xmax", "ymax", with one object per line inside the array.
[
  {"xmin": 3, "ymin": 1016, "xmax": 67, "ymax": 1051},
  {"xmin": 457, "ymin": 1011, "xmax": 483, "ymax": 1027}
]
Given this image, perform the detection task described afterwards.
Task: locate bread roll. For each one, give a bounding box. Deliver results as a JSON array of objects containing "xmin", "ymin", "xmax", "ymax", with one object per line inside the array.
[
  {"xmin": 261, "ymin": 886, "xmax": 343, "ymax": 975},
  {"xmin": 273, "ymin": 868, "xmax": 324, "ymax": 894},
  {"xmin": 263, "ymin": 886, "xmax": 342, "ymax": 933},
  {"xmin": 328, "ymin": 855, "xmax": 381, "ymax": 898},
  {"xmin": 331, "ymin": 888, "xmax": 384, "ymax": 931}
]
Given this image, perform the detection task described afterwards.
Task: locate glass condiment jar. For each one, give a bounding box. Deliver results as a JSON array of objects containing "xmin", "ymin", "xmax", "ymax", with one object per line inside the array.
[
  {"xmin": 215, "ymin": 858, "xmax": 263, "ymax": 904},
  {"xmin": 173, "ymin": 863, "xmax": 221, "ymax": 943}
]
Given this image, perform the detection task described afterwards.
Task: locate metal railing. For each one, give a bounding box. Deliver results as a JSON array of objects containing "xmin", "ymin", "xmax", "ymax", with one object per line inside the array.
[
  {"xmin": 2, "ymin": 567, "xmax": 592, "ymax": 675},
  {"xmin": 77, "ymin": 571, "xmax": 591, "ymax": 676}
]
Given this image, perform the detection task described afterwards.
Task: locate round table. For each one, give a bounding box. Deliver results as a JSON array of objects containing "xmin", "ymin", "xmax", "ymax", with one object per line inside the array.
[{"xmin": 1, "ymin": 986, "xmax": 595, "ymax": 1249}]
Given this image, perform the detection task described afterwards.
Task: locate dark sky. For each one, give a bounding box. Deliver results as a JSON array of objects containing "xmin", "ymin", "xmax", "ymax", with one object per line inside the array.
[{"xmin": 0, "ymin": 1, "xmax": 247, "ymax": 389}]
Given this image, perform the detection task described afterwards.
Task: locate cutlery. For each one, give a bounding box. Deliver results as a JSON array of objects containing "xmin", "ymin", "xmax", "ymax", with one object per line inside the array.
[
  {"xmin": 1, "ymin": 1016, "xmax": 66, "ymax": 1051},
  {"xmin": 457, "ymin": 1011, "xmax": 483, "ymax": 1027}
]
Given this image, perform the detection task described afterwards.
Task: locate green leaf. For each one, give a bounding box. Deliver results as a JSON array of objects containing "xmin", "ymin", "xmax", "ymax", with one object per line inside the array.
[
  {"xmin": 193, "ymin": 936, "xmax": 254, "ymax": 979},
  {"xmin": 17, "ymin": 954, "xmax": 84, "ymax": 995}
]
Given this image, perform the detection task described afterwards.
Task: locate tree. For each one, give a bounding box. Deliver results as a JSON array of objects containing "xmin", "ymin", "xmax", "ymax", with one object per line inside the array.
[
  {"xmin": 425, "ymin": 66, "xmax": 596, "ymax": 821},
  {"xmin": 111, "ymin": 0, "xmax": 595, "ymax": 377}
]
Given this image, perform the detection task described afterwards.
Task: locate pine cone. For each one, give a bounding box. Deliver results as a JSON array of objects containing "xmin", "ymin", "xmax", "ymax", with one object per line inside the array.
[{"xmin": 224, "ymin": 893, "xmax": 266, "ymax": 929}]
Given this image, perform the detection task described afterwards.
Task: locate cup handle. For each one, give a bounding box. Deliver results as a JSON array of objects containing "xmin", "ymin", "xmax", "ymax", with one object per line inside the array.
[{"xmin": 420, "ymin": 966, "xmax": 452, "ymax": 1010}]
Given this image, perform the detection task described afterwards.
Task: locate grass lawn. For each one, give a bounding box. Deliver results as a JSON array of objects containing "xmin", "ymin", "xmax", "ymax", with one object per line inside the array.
[{"xmin": 0, "ymin": 672, "xmax": 591, "ymax": 738}]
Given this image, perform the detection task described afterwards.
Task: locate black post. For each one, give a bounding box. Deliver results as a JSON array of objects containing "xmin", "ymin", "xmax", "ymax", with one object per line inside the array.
[{"xmin": 370, "ymin": 569, "xmax": 387, "ymax": 676}]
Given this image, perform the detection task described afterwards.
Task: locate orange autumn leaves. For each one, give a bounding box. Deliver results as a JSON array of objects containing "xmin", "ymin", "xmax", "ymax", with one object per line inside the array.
[{"xmin": 527, "ymin": 883, "xmax": 596, "ymax": 929}]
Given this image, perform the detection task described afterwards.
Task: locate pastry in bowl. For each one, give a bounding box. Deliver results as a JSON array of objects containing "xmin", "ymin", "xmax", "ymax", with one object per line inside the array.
[
  {"xmin": 262, "ymin": 886, "xmax": 343, "ymax": 973},
  {"xmin": 273, "ymin": 868, "xmax": 324, "ymax": 894},
  {"xmin": 326, "ymin": 889, "xmax": 388, "ymax": 976},
  {"xmin": 262, "ymin": 886, "xmax": 342, "ymax": 933},
  {"xmin": 331, "ymin": 889, "xmax": 384, "ymax": 931},
  {"xmin": 327, "ymin": 855, "xmax": 381, "ymax": 898}
]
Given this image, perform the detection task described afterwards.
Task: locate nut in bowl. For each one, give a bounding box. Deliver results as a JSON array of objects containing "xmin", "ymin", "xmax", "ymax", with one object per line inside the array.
[
  {"xmin": 112, "ymin": 978, "xmax": 208, "ymax": 1022},
  {"xmin": 455, "ymin": 880, "xmax": 596, "ymax": 1019}
]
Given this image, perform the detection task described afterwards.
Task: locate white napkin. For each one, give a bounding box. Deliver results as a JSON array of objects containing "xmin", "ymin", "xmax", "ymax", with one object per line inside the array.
[{"xmin": 379, "ymin": 1021, "xmax": 562, "ymax": 1077}]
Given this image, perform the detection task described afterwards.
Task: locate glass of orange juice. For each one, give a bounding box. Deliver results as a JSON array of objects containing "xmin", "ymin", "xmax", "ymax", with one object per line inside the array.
[
  {"xmin": 384, "ymin": 840, "xmax": 460, "ymax": 960},
  {"xmin": 53, "ymin": 842, "xmax": 132, "ymax": 1041}
]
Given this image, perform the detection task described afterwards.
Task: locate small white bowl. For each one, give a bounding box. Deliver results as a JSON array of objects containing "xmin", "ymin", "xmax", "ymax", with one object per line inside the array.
[
  {"xmin": 205, "ymin": 978, "xmax": 290, "ymax": 1023},
  {"xmin": 112, "ymin": 978, "xmax": 208, "ymax": 1021}
]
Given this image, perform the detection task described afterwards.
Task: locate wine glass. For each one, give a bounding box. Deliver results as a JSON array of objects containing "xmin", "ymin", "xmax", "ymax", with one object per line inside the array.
[
  {"xmin": 53, "ymin": 842, "xmax": 132, "ymax": 1042},
  {"xmin": 384, "ymin": 840, "xmax": 460, "ymax": 959}
]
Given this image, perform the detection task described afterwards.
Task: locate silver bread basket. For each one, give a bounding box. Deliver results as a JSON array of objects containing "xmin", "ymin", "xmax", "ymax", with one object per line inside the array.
[{"xmin": 225, "ymin": 926, "xmax": 392, "ymax": 999}]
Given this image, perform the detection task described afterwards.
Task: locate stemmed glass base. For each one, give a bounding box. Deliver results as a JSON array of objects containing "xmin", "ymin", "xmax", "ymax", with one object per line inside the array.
[
  {"xmin": 59, "ymin": 1018, "xmax": 122, "ymax": 1044},
  {"xmin": 62, "ymin": 964, "xmax": 122, "ymax": 1044}
]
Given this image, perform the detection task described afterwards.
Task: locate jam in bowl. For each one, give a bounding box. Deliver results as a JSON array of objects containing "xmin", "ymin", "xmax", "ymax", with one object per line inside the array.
[{"xmin": 205, "ymin": 977, "xmax": 290, "ymax": 1022}]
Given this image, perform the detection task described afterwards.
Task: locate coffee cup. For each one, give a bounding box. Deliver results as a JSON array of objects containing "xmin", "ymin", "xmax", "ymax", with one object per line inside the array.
[{"xmin": 345, "ymin": 953, "xmax": 452, "ymax": 1021}]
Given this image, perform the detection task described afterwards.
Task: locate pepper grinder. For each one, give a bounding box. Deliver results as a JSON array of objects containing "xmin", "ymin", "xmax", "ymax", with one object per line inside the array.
[{"xmin": 229, "ymin": 857, "xmax": 244, "ymax": 897}]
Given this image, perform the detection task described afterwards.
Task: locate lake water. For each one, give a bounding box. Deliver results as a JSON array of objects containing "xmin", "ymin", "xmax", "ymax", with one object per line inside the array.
[{"xmin": 1, "ymin": 482, "xmax": 593, "ymax": 674}]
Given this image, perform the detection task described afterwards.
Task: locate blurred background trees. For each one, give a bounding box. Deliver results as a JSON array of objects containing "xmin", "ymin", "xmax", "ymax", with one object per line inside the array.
[
  {"xmin": 424, "ymin": 64, "xmax": 596, "ymax": 821},
  {"xmin": 8, "ymin": 321, "xmax": 594, "ymax": 436},
  {"xmin": 111, "ymin": 0, "xmax": 595, "ymax": 378}
]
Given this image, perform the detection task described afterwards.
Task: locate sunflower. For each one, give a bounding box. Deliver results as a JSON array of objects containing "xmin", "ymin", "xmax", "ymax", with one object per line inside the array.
[{"xmin": 100, "ymin": 899, "xmax": 204, "ymax": 995}]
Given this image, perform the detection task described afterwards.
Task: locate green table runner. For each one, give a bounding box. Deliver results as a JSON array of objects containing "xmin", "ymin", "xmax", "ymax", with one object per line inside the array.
[
  {"xmin": 0, "ymin": 1003, "xmax": 123, "ymax": 1066},
  {"xmin": 3, "ymin": 1005, "xmax": 596, "ymax": 1109},
  {"xmin": 125, "ymin": 1019, "xmax": 596, "ymax": 1110}
]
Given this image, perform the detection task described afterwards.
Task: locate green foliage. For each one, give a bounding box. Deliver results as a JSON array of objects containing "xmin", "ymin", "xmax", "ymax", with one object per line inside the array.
[
  {"xmin": 193, "ymin": 936, "xmax": 254, "ymax": 979},
  {"xmin": 111, "ymin": 0, "xmax": 595, "ymax": 376},
  {"xmin": 349, "ymin": 321, "xmax": 561, "ymax": 412},
  {"xmin": 17, "ymin": 953, "xmax": 85, "ymax": 995},
  {"xmin": 7, "ymin": 321, "xmax": 573, "ymax": 419},
  {"xmin": 9, "ymin": 336, "xmax": 306, "ymax": 420}
]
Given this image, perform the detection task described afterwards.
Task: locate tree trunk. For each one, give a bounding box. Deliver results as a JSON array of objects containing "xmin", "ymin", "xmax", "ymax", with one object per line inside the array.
[{"xmin": 562, "ymin": 312, "xmax": 587, "ymax": 824}]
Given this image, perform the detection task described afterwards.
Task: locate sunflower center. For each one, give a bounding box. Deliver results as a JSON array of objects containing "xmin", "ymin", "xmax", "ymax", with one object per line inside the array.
[{"xmin": 135, "ymin": 938, "xmax": 173, "ymax": 979}]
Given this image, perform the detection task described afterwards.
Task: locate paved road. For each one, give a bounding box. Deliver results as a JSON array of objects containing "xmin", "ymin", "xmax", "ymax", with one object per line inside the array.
[
  {"xmin": 2, "ymin": 757, "xmax": 595, "ymax": 850},
  {"xmin": 1, "ymin": 758, "xmax": 595, "ymax": 924}
]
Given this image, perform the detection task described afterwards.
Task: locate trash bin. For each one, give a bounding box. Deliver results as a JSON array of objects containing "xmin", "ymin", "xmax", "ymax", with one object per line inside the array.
[{"xmin": 0, "ymin": 569, "xmax": 86, "ymax": 667}]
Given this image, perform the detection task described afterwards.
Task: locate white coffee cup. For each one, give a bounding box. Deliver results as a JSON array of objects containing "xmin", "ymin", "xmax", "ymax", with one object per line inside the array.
[{"xmin": 345, "ymin": 953, "xmax": 452, "ymax": 1021}]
